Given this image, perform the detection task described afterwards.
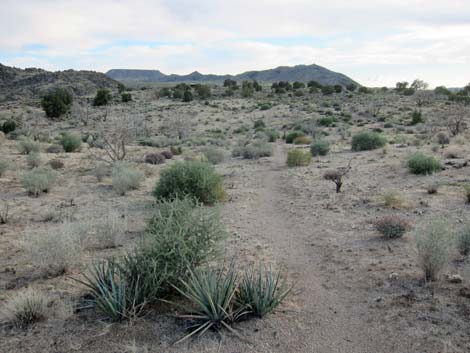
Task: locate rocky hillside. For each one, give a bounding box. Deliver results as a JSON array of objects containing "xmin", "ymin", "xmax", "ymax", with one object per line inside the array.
[
  {"xmin": 0, "ymin": 63, "xmax": 120, "ymax": 101},
  {"xmin": 107, "ymin": 64, "xmax": 359, "ymax": 86}
]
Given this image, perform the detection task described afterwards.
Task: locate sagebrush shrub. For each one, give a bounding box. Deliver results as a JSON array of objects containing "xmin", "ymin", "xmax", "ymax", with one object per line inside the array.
[
  {"xmin": 351, "ymin": 132, "xmax": 386, "ymax": 151},
  {"xmin": 285, "ymin": 131, "xmax": 305, "ymax": 144},
  {"xmin": 21, "ymin": 167, "xmax": 57, "ymax": 196},
  {"xmin": 407, "ymin": 152, "xmax": 441, "ymax": 175},
  {"xmin": 154, "ymin": 161, "xmax": 225, "ymax": 204},
  {"xmin": 60, "ymin": 132, "xmax": 82, "ymax": 152},
  {"xmin": 1, "ymin": 288, "xmax": 49, "ymax": 326},
  {"xmin": 24, "ymin": 222, "xmax": 83, "ymax": 276},
  {"xmin": 374, "ymin": 215, "xmax": 410, "ymax": 238},
  {"xmin": 203, "ymin": 147, "xmax": 225, "ymax": 164},
  {"xmin": 17, "ymin": 139, "xmax": 41, "ymax": 155},
  {"xmin": 26, "ymin": 152, "xmax": 42, "ymax": 169},
  {"xmin": 310, "ymin": 140, "xmax": 330, "ymax": 156},
  {"xmin": 112, "ymin": 163, "xmax": 144, "ymax": 195},
  {"xmin": 144, "ymin": 153, "xmax": 166, "ymax": 165},
  {"xmin": 93, "ymin": 211, "xmax": 127, "ymax": 249},
  {"xmin": 456, "ymin": 223, "xmax": 470, "ymax": 256},
  {"xmin": 264, "ymin": 129, "xmax": 279, "ymax": 142},
  {"xmin": 233, "ymin": 141, "xmax": 273, "ymax": 160},
  {"xmin": 415, "ymin": 221, "xmax": 451, "ymax": 281},
  {"xmin": 287, "ymin": 149, "xmax": 311, "ymax": 167}
]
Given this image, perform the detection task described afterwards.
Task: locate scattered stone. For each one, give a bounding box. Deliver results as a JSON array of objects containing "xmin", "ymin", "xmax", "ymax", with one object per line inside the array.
[
  {"xmin": 389, "ymin": 272, "xmax": 399, "ymax": 280},
  {"xmin": 443, "ymin": 159, "xmax": 468, "ymax": 169},
  {"xmin": 447, "ymin": 274, "xmax": 463, "ymax": 284}
]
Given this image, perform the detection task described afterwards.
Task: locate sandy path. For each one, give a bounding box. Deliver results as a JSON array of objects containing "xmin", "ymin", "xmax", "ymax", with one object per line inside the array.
[{"xmin": 226, "ymin": 141, "xmax": 409, "ymax": 353}]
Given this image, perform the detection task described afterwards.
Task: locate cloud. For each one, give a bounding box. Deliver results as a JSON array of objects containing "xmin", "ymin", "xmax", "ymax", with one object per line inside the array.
[{"xmin": 1, "ymin": 0, "xmax": 469, "ymax": 86}]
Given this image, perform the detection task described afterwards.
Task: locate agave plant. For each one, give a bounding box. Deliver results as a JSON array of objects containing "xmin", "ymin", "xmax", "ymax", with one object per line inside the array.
[
  {"xmin": 170, "ymin": 265, "xmax": 248, "ymax": 343},
  {"xmin": 75, "ymin": 259, "xmax": 145, "ymax": 321},
  {"xmin": 237, "ymin": 265, "xmax": 291, "ymax": 318}
]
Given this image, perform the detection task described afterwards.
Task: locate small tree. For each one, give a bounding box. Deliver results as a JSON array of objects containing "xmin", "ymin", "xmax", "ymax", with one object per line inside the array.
[
  {"xmin": 323, "ymin": 160, "xmax": 352, "ymax": 193},
  {"xmin": 241, "ymin": 81, "xmax": 254, "ymax": 98},
  {"xmin": 182, "ymin": 90, "xmax": 193, "ymax": 102},
  {"xmin": 93, "ymin": 89, "xmax": 112, "ymax": 106},
  {"xmin": 41, "ymin": 89, "xmax": 73, "ymax": 118}
]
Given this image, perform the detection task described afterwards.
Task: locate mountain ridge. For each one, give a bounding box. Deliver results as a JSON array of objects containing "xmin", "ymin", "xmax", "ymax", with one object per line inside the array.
[{"xmin": 106, "ymin": 64, "xmax": 359, "ymax": 86}]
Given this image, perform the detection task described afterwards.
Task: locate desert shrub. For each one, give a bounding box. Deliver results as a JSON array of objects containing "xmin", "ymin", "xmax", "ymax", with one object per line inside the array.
[
  {"xmin": 374, "ymin": 216, "xmax": 410, "ymax": 239},
  {"xmin": 293, "ymin": 135, "xmax": 312, "ymax": 145},
  {"xmin": 170, "ymin": 146, "xmax": 183, "ymax": 155},
  {"xmin": 93, "ymin": 89, "xmax": 112, "ymax": 106},
  {"xmin": 112, "ymin": 163, "xmax": 144, "ymax": 195},
  {"xmin": 407, "ymin": 153, "xmax": 441, "ymax": 175},
  {"xmin": 287, "ymin": 149, "xmax": 312, "ymax": 167},
  {"xmin": 253, "ymin": 119, "xmax": 266, "ymax": 130},
  {"xmin": 170, "ymin": 265, "xmax": 242, "ymax": 343},
  {"xmin": 121, "ymin": 92, "xmax": 132, "ymax": 102},
  {"xmin": 60, "ymin": 132, "xmax": 82, "ymax": 152},
  {"xmin": 265, "ymin": 129, "xmax": 279, "ymax": 142},
  {"xmin": 26, "ymin": 152, "xmax": 42, "ymax": 169},
  {"xmin": 21, "ymin": 167, "xmax": 57, "ymax": 196},
  {"xmin": 415, "ymin": 221, "xmax": 451, "ymax": 281},
  {"xmin": 77, "ymin": 259, "xmax": 145, "ymax": 321},
  {"xmin": 462, "ymin": 184, "xmax": 470, "ymax": 204},
  {"xmin": 310, "ymin": 140, "xmax": 330, "ymax": 156},
  {"xmin": 17, "ymin": 138, "xmax": 41, "ymax": 154},
  {"xmin": 1, "ymin": 288, "xmax": 49, "ymax": 326},
  {"xmin": 24, "ymin": 222, "xmax": 82, "ymax": 276},
  {"xmin": 161, "ymin": 150, "xmax": 173, "ymax": 159},
  {"xmin": 41, "ymin": 88, "xmax": 73, "ymax": 118},
  {"xmin": 456, "ymin": 223, "xmax": 470, "ymax": 256},
  {"xmin": 426, "ymin": 181, "xmax": 439, "ymax": 194},
  {"xmin": 136, "ymin": 197, "xmax": 225, "ymax": 296},
  {"xmin": 318, "ymin": 116, "xmax": 336, "ymax": 127},
  {"xmin": 0, "ymin": 160, "xmax": 9, "ymax": 177},
  {"xmin": 436, "ymin": 132, "xmax": 450, "ymax": 145},
  {"xmin": 49, "ymin": 159, "xmax": 64, "ymax": 170},
  {"xmin": 411, "ymin": 110, "xmax": 424, "ymax": 125},
  {"xmin": 351, "ymin": 132, "xmax": 386, "ymax": 151},
  {"xmin": 1, "ymin": 119, "xmax": 17, "ymax": 134},
  {"xmin": 154, "ymin": 161, "xmax": 225, "ymax": 205},
  {"xmin": 382, "ymin": 190, "xmax": 404, "ymax": 208},
  {"xmin": 203, "ymin": 147, "xmax": 225, "ymax": 164},
  {"xmin": 93, "ymin": 211, "xmax": 127, "ymax": 249},
  {"xmin": 182, "ymin": 90, "xmax": 193, "ymax": 102},
  {"xmin": 321, "ymin": 85, "xmax": 335, "ymax": 95},
  {"xmin": 92, "ymin": 164, "xmax": 109, "ymax": 182},
  {"xmin": 285, "ymin": 131, "xmax": 305, "ymax": 144},
  {"xmin": 144, "ymin": 153, "xmax": 166, "ymax": 165},
  {"xmin": 234, "ymin": 141, "xmax": 273, "ymax": 160},
  {"xmin": 237, "ymin": 265, "xmax": 290, "ymax": 318}
]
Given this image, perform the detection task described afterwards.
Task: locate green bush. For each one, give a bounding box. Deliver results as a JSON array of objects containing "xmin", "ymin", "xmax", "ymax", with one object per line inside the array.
[
  {"xmin": 41, "ymin": 89, "xmax": 73, "ymax": 118},
  {"xmin": 26, "ymin": 152, "xmax": 42, "ymax": 169},
  {"xmin": 253, "ymin": 119, "xmax": 266, "ymax": 129},
  {"xmin": 415, "ymin": 221, "xmax": 451, "ymax": 281},
  {"xmin": 407, "ymin": 153, "xmax": 441, "ymax": 175},
  {"xmin": 17, "ymin": 138, "xmax": 41, "ymax": 154},
  {"xmin": 287, "ymin": 149, "xmax": 312, "ymax": 167},
  {"xmin": 351, "ymin": 132, "xmax": 386, "ymax": 151},
  {"xmin": 285, "ymin": 131, "xmax": 305, "ymax": 144},
  {"xmin": 60, "ymin": 132, "xmax": 82, "ymax": 152},
  {"xmin": 93, "ymin": 89, "xmax": 112, "ymax": 106},
  {"xmin": 1, "ymin": 119, "xmax": 17, "ymax": 134},
  {"xmin": 318, "ymin": 116, "xmax": 336, "ymax": 127},
  {"xmin": 310, "ymin": 140, "xmax": 330, "ymax": 156},
  {"xmin": 411, "ymin": 110, "xmax": 424, "ymax": 125},
  {"xmin": 237, "ymin": 265, "xmax": 291, "ymax": 318},
  {"xmin": 182, "ymin": 90, "xmax": 193, "ymax": 102},
  {"xmin": 140, "ymin": 197, "xmax": 225, "ymax": 293},
  {"xmin": 153, "ymin": 161, "xmax": 225, "ymax": 204},
  {"xmin": 374, "ymin": 216, "xmax": 410, "ymax": 239},
  {"xmin": 21, "ymin": 167, "xmax": 57, "ymax": 196},
  {"xmin": 121, "ymin": 92, "xmax": 132, "ymax": 102},
  {"xmin": 112, "ymin": 163, "xmax": 144, "ymax": 195}
]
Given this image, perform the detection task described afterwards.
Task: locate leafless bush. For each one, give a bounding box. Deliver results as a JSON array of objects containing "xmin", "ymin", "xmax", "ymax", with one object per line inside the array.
[{"xmin": 323, "ymin": 160, "xmax": 352, "ymax": 193}]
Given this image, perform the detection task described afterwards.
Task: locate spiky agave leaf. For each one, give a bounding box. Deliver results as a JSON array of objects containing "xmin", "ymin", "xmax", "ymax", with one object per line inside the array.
[{"xmin": 237, "ymin": 264, "xmax": 291, "ymax": 318}]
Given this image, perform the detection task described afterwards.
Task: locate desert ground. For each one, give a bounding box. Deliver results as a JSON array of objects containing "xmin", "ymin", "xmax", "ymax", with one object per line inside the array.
[{"xmin": 1, "ymin": 83, "xmax": 470, "ymax": 353}]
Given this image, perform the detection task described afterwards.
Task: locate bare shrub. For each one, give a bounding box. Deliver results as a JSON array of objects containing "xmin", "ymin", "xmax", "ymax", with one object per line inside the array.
[
  {"xmin": 144, "ymin": 153, "xmax": 165, "ymax": 165},
  {"xmin": 323, "ymin": 160, "xmax": 352, "ymax": 193},
  {"xmin": 21, "ymin": 167, "xmax": 57, "ymax": 197},
  {"xmin": 374, "ymin": 215, "xmax": 410, "ymax": 239},
  {"xmin": 112, "ymin": 163, "xmax": 144, "ymax": 196},
  {"xmin": 92, "ymin": 211, "xmax": 127, "ymax": 249}
]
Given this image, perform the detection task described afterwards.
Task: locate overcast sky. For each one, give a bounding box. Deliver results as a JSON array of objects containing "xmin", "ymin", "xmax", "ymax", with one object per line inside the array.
[{"xmin": 1, "ymin": 0, "xmax": 469, "ymax": 87}]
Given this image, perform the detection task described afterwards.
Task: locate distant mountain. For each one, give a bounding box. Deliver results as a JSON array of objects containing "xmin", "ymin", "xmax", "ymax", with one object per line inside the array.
[
  {"xmin": 0, "ymin": 63, "xmax": 120, "ymax": 101},
  {"xmin": 106, "ymin": 64, "xmax": 359, "ymax": 86}
]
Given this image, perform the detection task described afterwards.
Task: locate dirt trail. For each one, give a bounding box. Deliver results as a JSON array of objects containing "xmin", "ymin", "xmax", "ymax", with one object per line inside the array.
[{"xmin": 228, "ymin": 142, "xmax": 408, "ymax": 353}]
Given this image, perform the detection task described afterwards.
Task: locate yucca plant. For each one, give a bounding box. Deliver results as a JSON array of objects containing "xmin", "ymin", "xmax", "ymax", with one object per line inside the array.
[
  {"xmin": 237, "ymin": 265, "xmax": 291, "ymax": 318},
  {"xmin": 75, "ymin": 259, "xmax": 145, "ymax": 321},
  {"xmin": 169, "ymin": 265, "xmax": 247, "ymax": 343}
]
